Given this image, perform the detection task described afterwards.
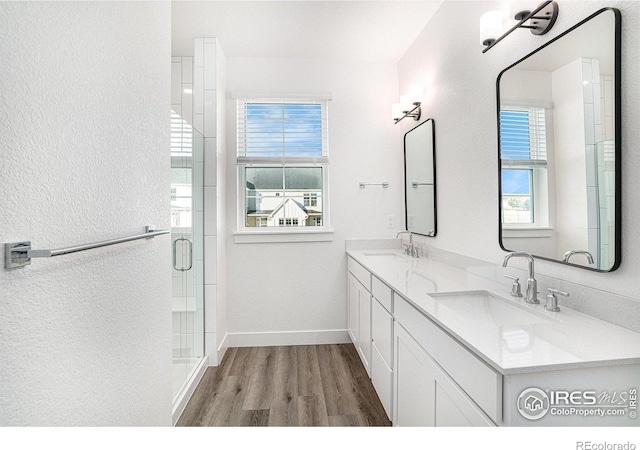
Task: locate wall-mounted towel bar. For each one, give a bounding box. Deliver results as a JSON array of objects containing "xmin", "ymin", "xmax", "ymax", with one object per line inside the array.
[
  {"xmin": 359, "ymin": 182, "xmax": 389, "ymax": 189},
  {"xmin": 5, "ymin": 225, "xmax": 170, "ymax": 269},
  {"xmin": 411, "ymin": 182, "xmax": 433, "ymax": 188}
]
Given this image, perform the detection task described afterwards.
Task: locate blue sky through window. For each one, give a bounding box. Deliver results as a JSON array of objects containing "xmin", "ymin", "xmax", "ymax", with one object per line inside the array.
[
  {"xmin": 502, "ymin": 169, "xmax": 531, "ymax": 195},
  {"xmin": 245, "ymin": 103, "xmax": 323, "ymax": 157}
]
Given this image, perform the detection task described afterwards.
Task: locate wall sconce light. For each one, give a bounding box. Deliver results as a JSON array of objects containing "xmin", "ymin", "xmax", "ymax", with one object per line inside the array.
[
  {"xmin": 481, "ymin": 1, "xmax": 559, "ymax": 53},
  {"xmin": 392, "ymin": 85, "xmax": 423, "ymax": 124},
  {"xmin": 480, "ymin": 10, "xmax": 505, "ymax": 47}
]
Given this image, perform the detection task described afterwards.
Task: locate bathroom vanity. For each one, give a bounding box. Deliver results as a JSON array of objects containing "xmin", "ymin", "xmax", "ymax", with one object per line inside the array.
[{"xmin": 346, "ymin": 245, "xmax": 640, "ymax": 427}]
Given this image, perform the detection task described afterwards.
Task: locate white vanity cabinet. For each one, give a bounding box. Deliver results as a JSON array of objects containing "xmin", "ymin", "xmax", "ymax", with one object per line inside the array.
[
  {"xmin": 348, "ymin": 257, "xmax": 395, "ymax": 415},
  {"xmin": 347, "ymin": 249, "xmax": 640, "ymax": 427},
  {"xmin": 347, "ymin": 257, "xmax": 372, "ymax": 375},
  {"xmin": 370, "ymin": 278, "xmax": 394, "ymax": 418},
  {"xmin": 347, "ymin": 255, "xmax": 498, "ymax": 425}
]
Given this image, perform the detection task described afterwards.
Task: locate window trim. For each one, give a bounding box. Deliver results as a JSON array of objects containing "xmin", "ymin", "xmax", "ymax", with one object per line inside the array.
[
  {"xmin": 233, "ymin": 228, "xmax": 334, "ymax": 244},
  {"xmin": 235, "ymin": 96, "xmax": 333, "ymax": 243}
]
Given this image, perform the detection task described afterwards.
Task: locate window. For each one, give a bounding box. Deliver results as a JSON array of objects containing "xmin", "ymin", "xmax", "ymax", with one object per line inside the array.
[
  {"xmin": 277, "ymin": 217, "xmax": 300, "ymax": 227},
  {"xmin": 500, "ymin": 107, "xmax": 548, "ymax": 226},
  {"xmin": 304, "ymin": 193, "xmax": 318, "ymax": 207},
  {"xmin": 237, "ymin": 99, "xmax": 329, "ymax": 232},
  {"xmin": 501, "ymin": 168, "xmax": 533, "ymax": 223}
]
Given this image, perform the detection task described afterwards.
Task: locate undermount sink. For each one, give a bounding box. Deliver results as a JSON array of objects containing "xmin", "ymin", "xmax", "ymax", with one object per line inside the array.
[
  {"xmin": 363, "ymin": 252, "xmax": 406, "ymax": 257},
  {"xmin": 362, "ymin": 252, "xmax": 410, "ymax": 263},
  {"xmin": 361, "ymin": 252, "xmax": 437, "ymax": 290},
  {"xmin": 429, "ymin": 290, "xmax": 552, "ymax": 328}
]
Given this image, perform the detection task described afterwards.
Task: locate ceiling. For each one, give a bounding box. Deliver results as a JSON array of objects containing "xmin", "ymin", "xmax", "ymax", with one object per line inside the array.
[{"xmin": 171, "ymin": 1, "xmax": 443, "ymax": 63}]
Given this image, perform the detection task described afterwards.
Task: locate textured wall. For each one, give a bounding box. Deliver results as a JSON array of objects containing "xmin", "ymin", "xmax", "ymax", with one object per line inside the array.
[
  {"xmin": 398, "ymin": 2, "xmax": 640, "ymax": 304},
  {"xmin": 0, "ymin": 2, "xmax": 172, "ymax": 425}
]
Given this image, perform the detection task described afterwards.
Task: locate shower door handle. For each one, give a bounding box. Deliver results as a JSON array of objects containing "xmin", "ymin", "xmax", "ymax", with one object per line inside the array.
[
  {"xmin": 183, "ymin": 238, "xmax": 193, "ymax": 271},
  {"xmin": 173, "ymin": 237, "xmax": 193, "ymax": 272}
]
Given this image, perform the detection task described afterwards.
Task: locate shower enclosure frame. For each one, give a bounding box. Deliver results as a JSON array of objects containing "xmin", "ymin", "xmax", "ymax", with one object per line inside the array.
[{"xmin": 170, "ymin": 112, "xmax": 207, "ymax": 424}]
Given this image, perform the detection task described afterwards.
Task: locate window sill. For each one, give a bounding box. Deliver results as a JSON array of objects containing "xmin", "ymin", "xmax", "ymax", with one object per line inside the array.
[
  {"xmin": 502, "ymin": 227, "xmax": 553, "ymax": 239},
  {"xmin": 233, "ymin": 229, "xmax": 334, "ymax": 244}
]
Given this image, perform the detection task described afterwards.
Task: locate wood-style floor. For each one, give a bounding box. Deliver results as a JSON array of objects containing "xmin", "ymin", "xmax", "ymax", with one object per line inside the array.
[{"xmin": 176, "ymin": 344, "xmax": 392, "ymax": 427}]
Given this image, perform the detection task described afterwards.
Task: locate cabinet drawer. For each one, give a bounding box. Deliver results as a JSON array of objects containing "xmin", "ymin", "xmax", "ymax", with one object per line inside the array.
[
  {"xmin": 372, "ymin": 298, "xmax": 393, "ymax": 367},
  {"xmin": 395, "ymin": 296, "xmax": 502, "ymax": 423},
  {"xmin": 348, "ymin": 257, "xmax": 371, "ymax": 291},
  {"xmin": 372, "ymin": 276, "xmax": 393, "ymax": 312},
  {"xmin": 371, "ymin": 342, "xmax": 393, "ymax": 420}
]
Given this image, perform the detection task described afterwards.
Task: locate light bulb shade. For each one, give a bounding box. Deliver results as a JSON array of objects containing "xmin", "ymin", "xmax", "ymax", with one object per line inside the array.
[
  {"xmin": 409, "ymin": 84, "xmax": 424, "ymax": 103},
  {"xmin": 480, "ymin": 10, "xmax": 504, "ymax": 46},
  {"xmin": 392, "ymin": 103, "xmax": 403, "ymax": 120},
  {"xmin": 400, "ymin": 94, "xmax": 412, "ymax": 112}
]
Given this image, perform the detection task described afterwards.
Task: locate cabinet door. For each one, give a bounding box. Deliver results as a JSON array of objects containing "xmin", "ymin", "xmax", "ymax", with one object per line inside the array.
[
  {"xmin": 371, "ymin": 342, "xmax": 393, "ymax": 420},
  {"xmin": 394, "ymin": 323, "xmax": 435, "ymax": 426},
  {"xmin": 431, "ymin": 360, "xmax": 495, "ymax": 427},
  {"xmin": 347, "ymin": 274, "xmax": 359, "ymax": 345},
  {"xmin": 348, "ymin": 273, "xmax": 372, "ymax": 375},
  {"xmin": 394, "ymin": 323, "xmax": 494, "ymax": 427},
  {"xmin": 357, "ymin": 282, "xmax": 371, "ymax": 376},
  {"xmin": 372, "ymin": 298, "xmax": 393, "ymax": 367}
]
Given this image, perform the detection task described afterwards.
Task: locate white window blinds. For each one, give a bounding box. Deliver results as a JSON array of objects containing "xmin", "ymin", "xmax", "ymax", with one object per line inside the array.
[
  {"xmin": 237, "ymin": 99, "xmax": 328, "ymax": 164},
  {"xmin": 500, "ymin": 106, "xmax": 547, "ymax": 166},
  {"xmin": 171, "ymin": 110, "xmax": 193, "ymax": 156}
]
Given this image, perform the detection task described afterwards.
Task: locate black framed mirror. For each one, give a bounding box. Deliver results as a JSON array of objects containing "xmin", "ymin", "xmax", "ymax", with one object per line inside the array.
[
  {"xmin": 404, "ymin": 119, "xmax": 436, "ymax": 237},
  {"xmin": 497, "ymin": 8, "xmax": 621, "ymax": 271}
]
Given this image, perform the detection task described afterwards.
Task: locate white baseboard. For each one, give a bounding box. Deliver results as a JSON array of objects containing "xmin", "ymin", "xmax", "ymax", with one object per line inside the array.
[
  {"xmin": 217, "ymin": 334, "xmax": 229, "ymax": 365},
  {"xmin": 172, "ymin": 355, "xmax": 208, "ymax": 426},
  {"xmin": 225, "ymin": 329, "xmax": 351, "ymax": 348}
]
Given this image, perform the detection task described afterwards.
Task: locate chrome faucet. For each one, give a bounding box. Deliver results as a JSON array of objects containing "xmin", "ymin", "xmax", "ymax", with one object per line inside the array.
[
  {"xmin": 396, "ymin": 230, "xmax": 419, "ymax": 258},
  {"xmin": 502, "ymin": 252, "xmax": 539, "ymax": 304},
  {"xmin": 562, "ymin": 250, "xmax": 594, "ymax": 264}
]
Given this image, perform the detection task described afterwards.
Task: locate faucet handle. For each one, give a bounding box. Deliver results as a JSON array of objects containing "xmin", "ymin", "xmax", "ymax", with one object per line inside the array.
[
  {"xmin": 504, "ymin": 275, "xmax": 523, "ymax": 297},
  {"xmin": 545, "ymin": 288, "xmax": 569, "ymax": 312}
]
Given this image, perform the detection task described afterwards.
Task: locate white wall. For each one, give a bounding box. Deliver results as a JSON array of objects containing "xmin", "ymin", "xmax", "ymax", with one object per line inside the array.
[
  {"xmin": 192, "ymin": 38, "xmax": 228, "ymax": 365},
  {"xmin": 553, "ymin": 58, "xmax": 589, "ymax": 258},
  {"xmin": 0, "ymin": 2, "xmax": 172, "ymax": 425},
  {"xmin": 215, "ymin": 43, "xmax": 228, "ymax": 361},
  {"xmin": 225, "ymin": 57, "xmax": 403, "ymax": 343},
  {"xmin": 399, "ymin": 1, "xmax": 640, "ymax": 302}
]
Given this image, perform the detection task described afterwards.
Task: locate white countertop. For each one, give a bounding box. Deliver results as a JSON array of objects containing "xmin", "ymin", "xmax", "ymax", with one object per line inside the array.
[{"xmin": 347, "ymin": 248, "xmax": 640, "ymax": 375}]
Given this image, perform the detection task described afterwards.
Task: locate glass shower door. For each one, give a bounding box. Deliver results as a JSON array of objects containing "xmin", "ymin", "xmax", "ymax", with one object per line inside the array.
[{"xmin": 171, "ymin": 111, "xmax": 204, "ymax": 402}]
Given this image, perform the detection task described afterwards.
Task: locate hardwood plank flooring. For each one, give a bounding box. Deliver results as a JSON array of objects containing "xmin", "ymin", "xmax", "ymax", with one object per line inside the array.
[{"xmin": 176, "ymin": 344, "xmax": 391, "ymax": 427}]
